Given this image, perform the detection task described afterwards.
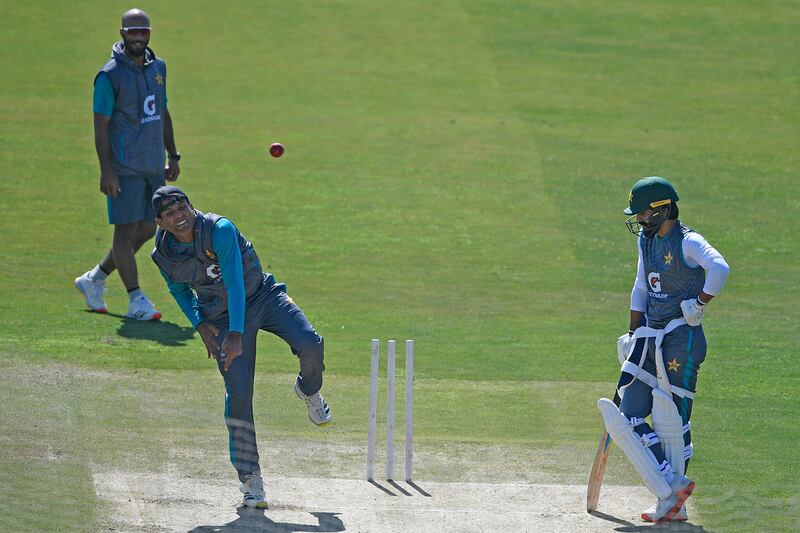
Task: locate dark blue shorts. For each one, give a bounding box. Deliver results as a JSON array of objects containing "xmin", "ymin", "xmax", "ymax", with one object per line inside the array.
[{"xmin": 106, "ymin": 175, "xmax": 165, "ymax": 225}]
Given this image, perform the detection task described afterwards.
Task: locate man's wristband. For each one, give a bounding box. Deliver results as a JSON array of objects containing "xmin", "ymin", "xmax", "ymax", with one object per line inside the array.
[{"xmin": 168, "ymin": 152, "xmax": 181, "ymax": 161}]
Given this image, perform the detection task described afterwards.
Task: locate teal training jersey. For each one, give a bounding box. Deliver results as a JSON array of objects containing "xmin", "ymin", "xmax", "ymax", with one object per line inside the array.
[
  {"xmin": 93, "ymin": 71, "xmax": 168, "ymax": 116},
  {"xmin": 93, "ymin": 72, "xmax": 115, "ymax": 116}
]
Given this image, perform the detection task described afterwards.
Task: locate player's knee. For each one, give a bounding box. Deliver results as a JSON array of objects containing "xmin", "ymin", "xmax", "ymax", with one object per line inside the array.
[
  {"xmin": 138, "ymin": 221, "xmax": 157, "ymax": 240},
  {"xmin": 295, "ymin": 335, "xmax": 324, "ymax": 360}
]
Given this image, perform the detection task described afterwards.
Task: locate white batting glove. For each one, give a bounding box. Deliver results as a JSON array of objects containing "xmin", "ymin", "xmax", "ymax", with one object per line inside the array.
[
  {"xmin": 680, "ymin": 298, "xmax": 705, "ymax": 326},
  {"xmin": 617, "ymin": 332, "xmax": 635, "ymax": 365}
]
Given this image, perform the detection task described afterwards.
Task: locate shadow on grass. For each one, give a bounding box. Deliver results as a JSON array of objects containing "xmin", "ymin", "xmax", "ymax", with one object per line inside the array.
[
  {"xmin": 89, "ymin": 311, "xmax": 196, "ymax": 346},
  {"xmin": 188, "ymin": 508, "xmax": 344, "ymax": 532}
]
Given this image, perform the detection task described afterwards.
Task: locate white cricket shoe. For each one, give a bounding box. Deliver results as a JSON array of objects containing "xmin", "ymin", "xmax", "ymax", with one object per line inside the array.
[
  {"xmin": 645, "ymin": 475, "xmax": 695, "ymax": 523},
  {"xmin": 239, "ymin": 471, "xmax": 268, "ymax": 508},
  {"xmin": 294, "ymin": 380, "xmax": 332, "ymax": 426},
  {"xmin": 642, "ymin": 502, "xmax": 688, "ymax": 522},
  {"xmin": 74, "ymin": 272, "xmax": 108, "ymax": 313},
  {"xmin": 126, "ymin": 294, "xmax": 162, "ymax": 321}
]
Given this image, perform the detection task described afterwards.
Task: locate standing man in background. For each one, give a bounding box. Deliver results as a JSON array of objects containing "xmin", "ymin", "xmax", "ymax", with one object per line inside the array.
[
  {"xmin": 598, "ymin": 176, "xmax": 729, "ymax": 523},
  {"xmin": 75, "ymin": 8, "xmax": 180, "ymax": 320}
]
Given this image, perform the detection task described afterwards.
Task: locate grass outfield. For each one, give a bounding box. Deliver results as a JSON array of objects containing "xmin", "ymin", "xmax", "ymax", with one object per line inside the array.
[{"xmin": 1, "ymin": 1, "xmax": 798, "ymax": 531}]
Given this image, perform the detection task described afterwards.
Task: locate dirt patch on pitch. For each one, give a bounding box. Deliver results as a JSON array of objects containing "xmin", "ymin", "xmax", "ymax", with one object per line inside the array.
[{"xmin": 92, "ymin": 469, "xmax": 702, "ymax": 532}]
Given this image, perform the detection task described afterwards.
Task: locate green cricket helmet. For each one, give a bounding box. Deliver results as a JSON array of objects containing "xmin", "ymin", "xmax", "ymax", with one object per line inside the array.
[
  {"xmin": 624, "ymin": 176, "xmax": 680, "ymax": 238},
  {"xmin": 623, "ymin": 176, "xmax": 679, "ymax": 215}
]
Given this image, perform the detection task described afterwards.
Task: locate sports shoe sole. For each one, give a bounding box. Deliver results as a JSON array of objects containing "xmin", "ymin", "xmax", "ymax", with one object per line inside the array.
[
  {"xmin": 642, "ymin": 509, "xmax": 688, "ymax": 523},
  {"xmin": 310, "ymin": 415, "xmax": 332, "ymax": 426},
  {"xmin": 126, "ymin": 310, "xmax": 163, "ymax": 321},
  {"xmin": 243, "ymin": 499, "xmax": 269, "ymax": 509},
  {"xmin": 74, "ymin": 278, "xmax": 108, "ymax": 313},
  {"xmin": 656, "ymin": 481, "xmax": 695, "ymax": 524}
]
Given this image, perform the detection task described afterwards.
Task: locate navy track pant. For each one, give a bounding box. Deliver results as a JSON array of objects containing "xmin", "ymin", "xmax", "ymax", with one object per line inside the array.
[{"xmin": 211, "ymin": 280, "xmax": 325, "ymax": 481}]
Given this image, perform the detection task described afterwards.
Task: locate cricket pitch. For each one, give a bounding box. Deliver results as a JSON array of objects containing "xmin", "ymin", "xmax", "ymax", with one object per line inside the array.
[{"xmin": 93, "ymin": 470, "xmax": 695, "ymax": 532}]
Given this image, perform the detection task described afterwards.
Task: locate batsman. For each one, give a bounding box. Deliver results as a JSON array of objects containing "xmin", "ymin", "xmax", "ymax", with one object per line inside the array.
[{"xmin": 598, "ymin": 176, "xmax": 729, "ymax": 523}]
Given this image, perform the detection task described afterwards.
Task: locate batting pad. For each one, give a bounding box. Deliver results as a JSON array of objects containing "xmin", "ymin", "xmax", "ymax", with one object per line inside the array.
[
  {"xmin": 651, "ymin": 387, "xmax": 688, "ymax": 477},
  {"xmin": 597, "ymin": 398, "xmax": 671, "ymax": 499}
]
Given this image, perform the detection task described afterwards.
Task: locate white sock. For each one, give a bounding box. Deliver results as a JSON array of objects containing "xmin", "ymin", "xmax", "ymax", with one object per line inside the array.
[
  {"xmin": 88, "ymin": 265, "xmax": 108, "ymax": 282},
  {"xmin": 128, "ymin": 288, "xmax": 143, "ymax": 301}
]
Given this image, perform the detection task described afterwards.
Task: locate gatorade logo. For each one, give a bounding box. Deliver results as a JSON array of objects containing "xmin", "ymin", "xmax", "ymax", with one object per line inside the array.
[
  {"xmin": 141, "ymin": 95, "xmax": 161, "ymax": 123},
  {"xmin": 206, "ymin": 264, "xmax": 221, "ymax": 280},
  {"xmin": 648, "ymin": 272, "xmax": 661, "ymax": 292},
  {"xmin": 144, "ymin": 95, "xmax": 156, "ymax": 116}
]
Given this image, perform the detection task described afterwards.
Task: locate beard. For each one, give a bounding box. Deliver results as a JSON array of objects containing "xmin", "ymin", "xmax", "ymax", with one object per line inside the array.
[
  {"xmin": 642, "ymin": 222, "xmax": 660, "ymax": 239},
  {"xmin": 641, "ymin": 205, "xmax": 671, "ymax": 238},
  {"xmin": 123, "ymin": 36, "xmax": 148, "ymax": 57},
  {"xmin": 640, "ymin": 212, "xmax": 664, "ymax": 238}
]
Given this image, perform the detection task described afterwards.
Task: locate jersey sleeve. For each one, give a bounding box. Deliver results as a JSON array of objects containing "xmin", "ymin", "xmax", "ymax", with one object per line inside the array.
[
  {"xmin": 212, "ymin": 218, "xmax": 245, "ymax": 333},
  {"xmin": 630, "ymin": 239, "xmax": 648, "ymax": 312},
  {"xmin": 93, "ymin": 72, "xmax": 116, "ymax": 116},
  {"xmin": 682, "ymin": 232, "xmax": 730, "ymax": 296},
  {"xmin": 159, "ymin": 269, "xmax": 202, "ymax": 328}
]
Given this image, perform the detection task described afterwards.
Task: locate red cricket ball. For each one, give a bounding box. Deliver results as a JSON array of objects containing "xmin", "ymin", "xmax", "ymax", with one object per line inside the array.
[{"xmin": 269, "ymin": 142, "xmax": 285, "ymax": 158}]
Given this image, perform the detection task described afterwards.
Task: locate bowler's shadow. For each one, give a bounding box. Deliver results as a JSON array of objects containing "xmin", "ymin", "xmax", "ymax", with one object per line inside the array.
[
  {"xmin": 95, "ymin": 311, "xmax": 195, "ymax": 346},
  {"xmin": 590, "ymin": 510, "xmax": 712, "ymax": 532},
  {"xmin": 188, "ymin": 508, "xmax": 345, "ymax": 532}
]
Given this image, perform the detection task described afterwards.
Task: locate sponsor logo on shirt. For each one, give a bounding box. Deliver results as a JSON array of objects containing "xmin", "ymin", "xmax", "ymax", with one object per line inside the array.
[
  {"xmin": 648, "ymin": 272, "xmax": 662, "ymax": 292},
  {"xmin": 647, "ymin": 271, "xmax": 669, "ymax": 298},
  {"xmin": 141, "ymin": 94, "xmax": 161, "ymax": 123},
  {"xmin": 206, "ymin": 264, "xmax": 221, "ymax": 280}
]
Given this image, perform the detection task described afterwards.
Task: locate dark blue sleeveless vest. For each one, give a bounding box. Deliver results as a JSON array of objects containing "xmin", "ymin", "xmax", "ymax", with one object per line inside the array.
[
  {"xmin": 151, "ymin": 212, "xmax": 266, "ymax": 322},
  {"xmin": 97, "ymin": 41, "xmax": 167, "ymax": 178},
  {"xmin": 639, "ymin": 222, "xmax": 706, "ymax": 328}
]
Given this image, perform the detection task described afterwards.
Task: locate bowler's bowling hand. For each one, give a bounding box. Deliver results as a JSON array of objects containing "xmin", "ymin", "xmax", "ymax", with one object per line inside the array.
[
  {"xmin": 197, "ymin": 322, "xmax": 221, "ymax": 359},
  {"xmin": 222, "ymin": 332, "xmax": 243, "ymax": 372}
]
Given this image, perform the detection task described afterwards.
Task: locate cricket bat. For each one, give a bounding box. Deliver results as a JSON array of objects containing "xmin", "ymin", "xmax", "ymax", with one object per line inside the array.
[{"xmin": 586, "ymin": 390, "xmax": 621, "ymax": 513}]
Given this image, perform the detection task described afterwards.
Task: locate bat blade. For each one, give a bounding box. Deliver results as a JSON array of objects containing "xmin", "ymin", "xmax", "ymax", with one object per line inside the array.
[
  {"xmin": 586, "ymin": 390, "xmax": 620, "ymax": 513},
  {"xmin": 586, "ymin": 430, "xmax": 612, "ymax": 512}
]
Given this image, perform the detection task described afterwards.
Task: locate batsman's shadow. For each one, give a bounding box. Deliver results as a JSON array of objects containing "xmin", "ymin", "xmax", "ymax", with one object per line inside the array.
[
  {"xmin": 591, "ymin": 511, "xmax": 713, "ymax": 532},
  {"xmin": 188, "ymin": 508, "xmax": 345, "ymax": 532},
  {"xmin": 97, "ymin": 311, "xmax": 195, "ymax": 346}
]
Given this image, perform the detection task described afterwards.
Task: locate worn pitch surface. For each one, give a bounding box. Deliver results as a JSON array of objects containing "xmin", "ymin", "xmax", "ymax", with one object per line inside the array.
[{"xmin": 92, "ymin": 471, "xmax": 681, "ymax": 532}]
